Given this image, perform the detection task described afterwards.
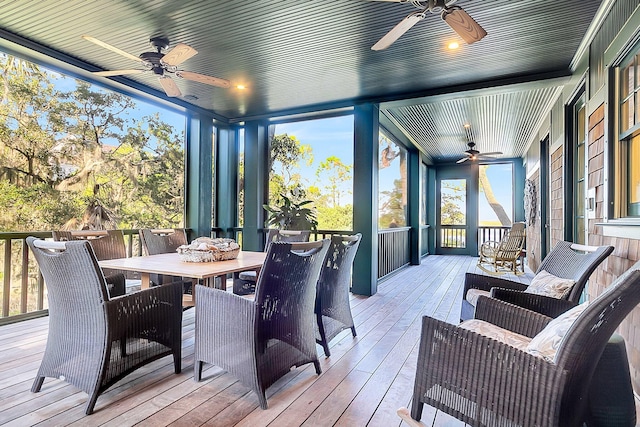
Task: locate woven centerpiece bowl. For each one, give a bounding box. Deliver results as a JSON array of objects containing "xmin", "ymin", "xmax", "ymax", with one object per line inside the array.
[{"xmin": 177, "ymin": 237, "xmax": 240, "ymax": 262}]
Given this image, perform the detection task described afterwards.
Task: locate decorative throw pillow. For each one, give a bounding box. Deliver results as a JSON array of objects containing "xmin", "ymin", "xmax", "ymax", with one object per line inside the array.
[
  {"xmin": 526, "ymin": 302, "xmax": 589, "ymax": 362},
  {"xmin": 524, "ymin": 270, "xmax": 575, "ymax": 299}
]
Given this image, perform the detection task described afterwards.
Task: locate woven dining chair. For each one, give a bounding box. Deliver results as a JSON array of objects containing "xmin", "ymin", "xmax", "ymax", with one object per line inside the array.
[
  {"xmin": 194, "ymin": 239, "xmax": 330, "ymax": 409},
  {"xmin": 139, "ymin": 228, "xmax": 190, "ymax": 287},
  {"xmin": 53, "ymin": 229, "xmax": 139, "ymax": 295},
  {"xmin": 232, "ymin": 228, "xmax": 311, "ymax": 295},
  {"xmin": 461, "ymin": 241, "xmax": 614, "ymax": 321},
  {"xmin": 400, "ymin": 258, "xmax": 640, "ymax": 427},
  {"xmin": 27, "ymin": 237, "xmax": 183, "ymax": 415},
  {"xmin": 315, "ymin": 233, "xmax": 361, "ymax": 357}
]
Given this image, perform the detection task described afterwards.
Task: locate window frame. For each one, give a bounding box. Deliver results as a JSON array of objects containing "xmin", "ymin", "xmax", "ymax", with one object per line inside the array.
[{"xmin": 613, "ymin": 42, "xmax": 640, "ymax": 220}]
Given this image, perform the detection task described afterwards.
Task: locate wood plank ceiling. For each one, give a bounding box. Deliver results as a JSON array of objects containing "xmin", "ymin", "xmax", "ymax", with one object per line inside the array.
[{"xmin": 0, "ymin": 0, "xmax": 605, "ymax": 163}]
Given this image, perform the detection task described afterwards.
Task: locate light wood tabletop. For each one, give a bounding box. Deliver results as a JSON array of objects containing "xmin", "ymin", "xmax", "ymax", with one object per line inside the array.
[{"xmin": 99, "ymin": 251, "xmax": 267, "ymax": 305}]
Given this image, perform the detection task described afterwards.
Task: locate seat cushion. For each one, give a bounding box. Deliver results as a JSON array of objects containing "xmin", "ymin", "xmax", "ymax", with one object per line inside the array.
[
  {"xmin": 526, "ymin": 302, "xmax": 589, "ymax": 362},
  {"xmin": 459, "ymin": 319, "xmax": 531, "ymax": 351},
  {"xmin": 524, "ymin": 270, "xmax": 575, "ymax": 299},
  {"xmin": 466, "ymin": 289, "xmax": 491, "ymax": 307},
  {"xmin": 238, "ymin": 270, "xmax": 258, "ymax": 281}
]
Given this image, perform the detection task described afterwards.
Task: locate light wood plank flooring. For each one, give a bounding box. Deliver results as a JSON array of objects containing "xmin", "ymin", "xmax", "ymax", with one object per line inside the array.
[{"xmin": 0, "ymin": 256, "xmax": 534, "ymax": 426}]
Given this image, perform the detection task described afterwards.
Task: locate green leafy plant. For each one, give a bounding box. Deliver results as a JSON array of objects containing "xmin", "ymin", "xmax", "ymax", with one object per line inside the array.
[{"xmin": 263, "ymin": 193, "xmax": 318, "ymax": 231}]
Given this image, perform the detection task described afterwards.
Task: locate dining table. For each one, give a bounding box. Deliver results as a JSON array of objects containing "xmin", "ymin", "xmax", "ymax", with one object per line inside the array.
[{"xmin": 99, "ymin": 251, "xmax": 267, "ymax": 306}]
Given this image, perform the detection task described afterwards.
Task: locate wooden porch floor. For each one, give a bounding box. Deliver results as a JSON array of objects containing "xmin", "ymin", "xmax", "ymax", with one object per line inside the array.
[{"xmin": 0, "ymin": 256, "xmax": 535, "ymax": 426}]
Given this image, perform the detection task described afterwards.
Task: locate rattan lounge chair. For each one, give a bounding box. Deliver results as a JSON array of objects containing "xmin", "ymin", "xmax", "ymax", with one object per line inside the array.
[
  {"xmin": 27, "ymin": 237, "xmax": 183, "ymax": 415},
  {"xmin": 53, "ymin": 229, "xmax": 139, "ymax": 295},
  {"xmin": 315, "ymin": 233, "xmax": 361, "ymax": 357},
  {"xmin": 477, "ymin": 222, "xmax": 526, "ymax": 275},
  {"xmin": 194, "ymin": 239, "xmax": 330, "ymax": 409},
  {"xmin": 400, "ymin": 258, "xmax": 640, "ymax": 427},
  {"xmin": 461, "ymin": 241, "xmax": 614, "ymax": 321},
  {"xmin": 232, "ymin": 228, "xmax": 311, "ymax": 295}
]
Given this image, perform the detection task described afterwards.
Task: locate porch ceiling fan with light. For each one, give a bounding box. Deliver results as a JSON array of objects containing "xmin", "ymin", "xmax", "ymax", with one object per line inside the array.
[
  {"xmin": 82, "ymin": 35, "xmax": 231, "ymax": 98},
  {"xmin": 369, "ymin": 0, "xmax": 487, "ymax": 50},
  {"xmin": 456, "ymin": 141, "xmax": 502, "ymax": 163}
]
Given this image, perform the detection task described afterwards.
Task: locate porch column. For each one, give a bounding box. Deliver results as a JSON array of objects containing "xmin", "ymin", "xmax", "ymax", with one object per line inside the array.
[
  {"xmin": 185, "ymin": 112, "xmax": 214, "ymax": 239},
  {"xmin": 215, "ymin": 125, "xmax": 239, "ymax": 237},
  {"xmin": 352, "ymin": 103, "xmax": 379, "ymax": 296},
  {"xmin": 408, "ymin": 149, "xmax": 421, "ymax": 265},
  {"xmin": 242, "ymin": 120, "xmax": 269, "ymax": 251}
]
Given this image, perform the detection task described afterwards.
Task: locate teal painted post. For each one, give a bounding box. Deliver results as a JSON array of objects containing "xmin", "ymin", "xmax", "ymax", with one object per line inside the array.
[
  {"xmin": 215, "ymin": 125, "xmax": 239, "ymax": 237},
  {"xmin": 409, "ymin": 149, "xmax": 421, "ymax": 265},
  {"xmin": 352, "ymin": 104, "xmax": 379, "ymax": 296},
  {"xmin": 242, "ymin": 120, "xmax": 269, "ymax": 251},
  {"xmin": 428, "ymin": 167, "xmax": 437, "ymax": 255},
  {"xmin": 513, "ymin": 159, "xmax": 526, "ymax": 223},
  {"xmin": 185, "ymin": 113, "xmax": 214, "ymax": 239}
]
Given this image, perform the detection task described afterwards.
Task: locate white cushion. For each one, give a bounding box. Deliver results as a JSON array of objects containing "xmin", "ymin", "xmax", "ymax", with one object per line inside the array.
[
  {"xmin": 459, "ymin": 319, "xmax": 531, "ymax": 351},
  {"xmin": 524, "ymin": 270, "xmax": 575, "ymax": 299},
  {"xmin": 466, "ymin": 289, "xmax": 491, "ymax": 307},
  {"xmin": 526, "ymin": 302, "xmax": 589, "ymax": 362}
]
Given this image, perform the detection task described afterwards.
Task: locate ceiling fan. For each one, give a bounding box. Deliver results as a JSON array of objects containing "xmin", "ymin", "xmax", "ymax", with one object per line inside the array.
[
  {"xmin": 370, "ymin": 0, "xmax": 487, "ymax": 51},
  {"xmin": 82, "ymin": 35, "xmax": 231, "ymax": 98},
  {"xmin": 456, "ymin": 142, "xmax": 502, "ymax": 163}
]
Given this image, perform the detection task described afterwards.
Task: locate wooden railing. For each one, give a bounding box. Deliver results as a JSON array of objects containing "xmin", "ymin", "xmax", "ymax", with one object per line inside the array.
[
  {"xmin": 1, "ymin": 226, "xmax": 417, "ymax": 323},
  {"xmin": 378, "ymin": 227, "xmax": 411, "ymax": 279},
  {"xmin": 440, "ymin": 225, "xmax": 466, "ymax": 249},
  {"xmin": 477, "ymin": 226, "xmax": 511, "ymax": 251}
]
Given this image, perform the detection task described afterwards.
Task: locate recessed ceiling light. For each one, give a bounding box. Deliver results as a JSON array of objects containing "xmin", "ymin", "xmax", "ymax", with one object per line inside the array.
[
  {"xmin": 236, "ymin": 84, "xmax": 246, "ymax": 90},
  {"xmin": 463, "ymin": 123, "xmax": 471, "ymax": 128},
  {"xmin": 448, "ymin": 41, "xmax": 460, "ymax": 50}
]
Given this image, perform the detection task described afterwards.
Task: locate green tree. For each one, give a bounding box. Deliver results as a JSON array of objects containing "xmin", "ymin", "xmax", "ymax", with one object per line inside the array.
[
  {"xmin": 316, "ymin": 155, "xmax": 352, "ymax": 207},
  {"xmin": 440, "ymin": 181, "xmax": 465, "ymax": 225}
]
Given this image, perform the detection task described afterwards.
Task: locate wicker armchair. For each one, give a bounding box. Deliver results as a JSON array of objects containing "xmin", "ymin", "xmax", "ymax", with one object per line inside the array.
[
  {"xmin": 27, "ymin": 237, "xmax": 183, "ymax": 415},
  {"xmin": 233, "ymin": 229, "xmax": 311, "ymax": 295},
  {"xmin": 52, "ymin": 229, "xmax": 139, "ymax": 296},
  {"xmin": 139, "ymin": 228, "xmax": 189, "ymax": 287},
  {"xmin": 315, "ymin": 233, "xmax": 361, "ymax": 357},
  {"xmin": 194, "ymin": 239, "xmax": 330, "ymax": 409},
  {"xmin": 401, "ymin": 259, "xmax": 640, "ymax": 427},
  {"xmin": 477, "ymin": 222, "xmax": 526, "ymax": 275},
  {"xmin": 461, "ymin": 241, "xmax": 614, "ymax": 321}
]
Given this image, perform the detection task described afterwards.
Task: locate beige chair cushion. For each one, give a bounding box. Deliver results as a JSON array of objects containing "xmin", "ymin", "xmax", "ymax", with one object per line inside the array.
[
  {"xmin": 524, "ymin": 270, "xmax": 575, "ymax": 299},
  {"xmin": 466, "ymin": 289, "xmax": 491, "ymax": 307},
  {"xmin": 459, "ymin": 319, "xmax": 531, "ymax": 351},
  {"xmin": 526, "ymin": 302, "xmax": 589, "ymax": 362}
]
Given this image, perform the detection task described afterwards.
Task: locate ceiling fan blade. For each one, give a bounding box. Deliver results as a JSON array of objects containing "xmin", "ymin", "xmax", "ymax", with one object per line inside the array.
[
  {"xmin": 158, "ymin": 76, "xmax": 182, "ymax": 97},
  {"xmin": 93, "ymin": 69, "xmax": 146, "ymax": 77},
  {"xmin": 82, "ymin": 35, "xmax": 141, "ymax": 63},
  {"xmin": 456, "ymin": 157, "xmax": 469, "ymax": 164},
  {"xmin": 161, "ymin": 43, "xmax": 198, "ymax": 66},
  {"xmin": 372, "ymin": 12, "xmax": 424, "ymax": 51},
  {"xmin": 441, "ymin": 6, "xmax": 487, "ymax": 44},
  {"xmin": 176, "ymin": 71, "xmax": 231, "ymax": 88},
  {"xmin": 478, "ymin": 152, "xmax": 503, "ymax": 157}
]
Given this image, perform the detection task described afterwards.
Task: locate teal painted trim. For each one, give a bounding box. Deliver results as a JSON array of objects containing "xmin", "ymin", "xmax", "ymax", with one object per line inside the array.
[
  {"xmin": 409, "ymin": 149, "xmax": 421, "ymax": 265},
  {"xmin": 215, "ymin": 126, "xmax": 239, "ymax": 236},
  {"xmin": 242, "ymin": 120, "xmax": 269, "ymax": 251},
  {"xmin": 513, "ymin": 159, "xmax": 526, "ymax": 223},
  {"xmin": 185, "ymin": 113, "xmax": 214, "ymax": 239},
  {"xmin": 352, "ymin": 104, "xmax": 379, "ymax": 296},
  {"xmin": 427, "ymin": 167, "xmax": 437, "ymax": 255}
]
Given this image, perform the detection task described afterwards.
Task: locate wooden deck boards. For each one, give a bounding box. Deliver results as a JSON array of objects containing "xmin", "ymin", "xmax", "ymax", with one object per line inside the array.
[{"xmin": 0, "ymin": 255, "xmax": 552, "ymax": 426}]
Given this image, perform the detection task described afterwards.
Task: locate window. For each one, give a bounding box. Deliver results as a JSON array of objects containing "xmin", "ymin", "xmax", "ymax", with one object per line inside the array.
[
  {"xmin": 268, "ymin": 115, "xmax": 354, "ymax": 230},
  {"xmin": 378, "ymin": 131, "xmax": 407, "ymax": 228},
  {"xmin": 616, "ymin": 46, "xmax": 640, "ymax": 218},
  {"xmin": 0, "ymin": 51, "xmax": 186, "ymax": 232},
  {"xmin": 478, "ymin": 163, "xmax": 513, "ymax": 227}
]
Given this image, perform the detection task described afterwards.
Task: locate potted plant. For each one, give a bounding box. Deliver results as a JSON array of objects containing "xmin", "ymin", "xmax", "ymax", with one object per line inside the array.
[{"xmin": 263, "ymin": 193, "xmax": 318, "ymax": 231}]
